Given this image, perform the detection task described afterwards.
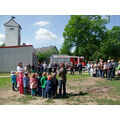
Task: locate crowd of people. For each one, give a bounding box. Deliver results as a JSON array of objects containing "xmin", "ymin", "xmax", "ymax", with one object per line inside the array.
[
  {"xmin": 11, "ymin": 62, "xmax": 67, "ymax": 99},
  {"xmin": 87, "ymin": 59, "xmax": 120, "ymax": 80},
  {"xmin": 11, "ymin": 59, "xmax": 120, "ymax": 99}
]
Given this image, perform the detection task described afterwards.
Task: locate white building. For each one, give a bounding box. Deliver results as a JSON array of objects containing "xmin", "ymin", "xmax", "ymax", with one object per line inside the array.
[
  {"xmin": 4, "ymin": 17, "xmax": 21, "ymax": 46},
  {"xmin": 0, "ymin": 17, "xmax": 38, "ymax": 72}
]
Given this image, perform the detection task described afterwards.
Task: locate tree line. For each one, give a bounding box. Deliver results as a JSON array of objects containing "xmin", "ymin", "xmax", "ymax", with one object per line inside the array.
[{"xmin": 60, "ymin": 15, "xmax": 120, "ymax": 61}]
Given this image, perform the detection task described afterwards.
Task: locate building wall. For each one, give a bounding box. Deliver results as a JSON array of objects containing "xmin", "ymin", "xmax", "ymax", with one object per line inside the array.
[
  {"xmin": 5, "ymin": 26, "xmax": 20, "ymax": 46},
  {"xmin": 0, "ymin": 47, "xmax": 35, "ymax": 72}
]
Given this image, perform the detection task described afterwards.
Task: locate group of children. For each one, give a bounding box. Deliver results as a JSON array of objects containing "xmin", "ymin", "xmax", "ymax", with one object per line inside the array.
[{"xmin": 11, "ymin": 71, "xmax": 58, "ymax": 98}]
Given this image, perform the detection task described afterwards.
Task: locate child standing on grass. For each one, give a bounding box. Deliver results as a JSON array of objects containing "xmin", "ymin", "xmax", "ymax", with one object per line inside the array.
[
  {"xmin": 51, "ymin": 73, "xmax": 58, "ymax": 97},
  {"xmin": 37, "ymin": 73, "xmax": 42, "ymax": 96},
  {"xmin": 41, "ymin": 72, "xmax": 47, "ymax": 98},
  {"xmin": 46, "ymin": 75, "xmax": 53, "ymax": 98},
  {"xmin": 23, "ymin": 72, "xmax": 30, "ymax": 95},
  {"xmin": 11, "ymin": 71, "xmax": 17, "ymax": 91},
  {"xmin": 18, "ymin": 72, "xmax": 24, "ymax": 94},
  {"xmin": 30, "ymin": 73, "xmax": 37, "ymax": 96}
]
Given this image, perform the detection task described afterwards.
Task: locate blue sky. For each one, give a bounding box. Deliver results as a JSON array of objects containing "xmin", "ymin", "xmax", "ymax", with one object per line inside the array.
[{"xmin": 0, "ymin": 15, "xmax": 120, "ymax": 50}]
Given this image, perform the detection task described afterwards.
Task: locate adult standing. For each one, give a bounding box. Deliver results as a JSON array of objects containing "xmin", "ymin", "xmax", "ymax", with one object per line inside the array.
[
  {"xmin": 107, "ymin": 60, "xmax": 113, "ymax": 80},
  {"xmin": 94, "ymin": 61, "xmax": 99, "ymax": 77},
  {"xmin": 43, "ymin": 62, "xmax": 47, "ymax": 72},
  {"xmin": 87, "ymin": 61, "xmax": 91, "ymax": 75},
  {"xmin": 70, "ymin": 62, "xmax": 74, "ymax": 75},
  {"xmin": 37, "ymin": 62, "xmax": 43, "ymax": 76},
  {"xmin": 78, "ymin": 63, "xmax": 82, "ymax": 75},
  {"xmin": 111, "ymin": 59, "xmax": 116, "ymax": 78},
  {"xmin": 17, "ymin": 62, "xmax": 24, "ymax": 73},
  {"xmin": 58, "ymin": 63, "xmax": 67, "ymax": 97}
]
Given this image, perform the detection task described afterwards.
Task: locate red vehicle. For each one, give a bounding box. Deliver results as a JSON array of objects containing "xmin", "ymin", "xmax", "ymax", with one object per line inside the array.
[{"xmin": 50, "ymin": 55, "xmax": 86, "ymax": 68}]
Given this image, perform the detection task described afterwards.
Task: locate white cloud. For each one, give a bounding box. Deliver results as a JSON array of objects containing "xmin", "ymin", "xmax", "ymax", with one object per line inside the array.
[
  {"xmin": 0, "ymin": 34, "xmax": 5, "ymax": 45},
  {"xmin": 34, "ymin": 21, "xmax": 50, "ymax": 26},
  {"xmin": 35, "ymin": 28, "xmax": 57, "ymax": 40}
]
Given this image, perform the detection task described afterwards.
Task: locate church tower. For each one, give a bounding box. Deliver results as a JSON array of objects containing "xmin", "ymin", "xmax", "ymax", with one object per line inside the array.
[{"xmin": 4, "ymin": 16, "xmax": 22, "ymax": 46}]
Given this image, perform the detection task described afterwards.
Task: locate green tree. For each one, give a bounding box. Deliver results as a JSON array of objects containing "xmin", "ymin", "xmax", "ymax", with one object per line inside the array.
[
  {"xmin": 60, "ymin": 15, "xmax": 108, "ymax": 60},
  {"xmin": 0, "ymin": 43, "xmax": 5, "ymax": 47},
  {"xmin": 37, "ymin": 49, "xmax": 59, "ymax": 62},
  {"xmin": 98, "ymin": 26, "xmax": 120, "ymax": 61}
]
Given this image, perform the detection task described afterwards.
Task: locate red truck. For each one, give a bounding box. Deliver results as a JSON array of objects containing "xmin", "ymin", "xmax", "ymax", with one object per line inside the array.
[{"xmin": 50, "ymin": 55, "xmax": 86, "ymax": 68}]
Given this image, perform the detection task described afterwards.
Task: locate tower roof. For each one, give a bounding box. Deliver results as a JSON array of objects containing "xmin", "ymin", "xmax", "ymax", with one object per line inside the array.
[{"xmin": 4, "ymin": 18, "xmax": 22, "ymax": 29}]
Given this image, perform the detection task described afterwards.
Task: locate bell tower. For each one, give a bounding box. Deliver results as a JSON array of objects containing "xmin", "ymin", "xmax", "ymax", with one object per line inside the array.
[{"xmin": 4, "ymin": 16, "xmax": 22, "ymax": 46}]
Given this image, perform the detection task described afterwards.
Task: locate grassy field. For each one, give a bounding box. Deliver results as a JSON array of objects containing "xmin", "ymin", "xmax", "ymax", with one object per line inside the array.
[
  {"xmin": 0, "ymin": 73, "xmax": 10, "ymax": 76},
  {"xmin": 0, "ymin": 72, "xmax": 120, "ymax": 105}
]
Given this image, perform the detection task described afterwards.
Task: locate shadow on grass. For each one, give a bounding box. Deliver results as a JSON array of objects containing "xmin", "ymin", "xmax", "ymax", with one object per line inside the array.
[{"xmin": 54, "ymin": 91, "xmax": 88, "ymax": 99}]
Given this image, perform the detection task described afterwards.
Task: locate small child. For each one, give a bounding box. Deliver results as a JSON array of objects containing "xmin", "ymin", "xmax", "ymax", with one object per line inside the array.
[
  {"xmin": 51, "ymin": 73, "xmax": 58, "ymax": 97},
  {"xmin": 41, "ymin": 72, "xmax": 47, "ymax": 98},
  {"xmin": 30, "ymin": 73, "xmax": 37, "ymax": 96},
  {"xmin": 46, "ymin": 75, "xmax": 53, "ymax": 98},
  {"xmin": 23, "ymin": 72, "xmax": 30, "ymax": 95},
  {"xmin": 18, "ymin": 72, "xmax": 24, "ymax": 94},
  {"xmin": 11, "ymin": 71, "xmax": 17, "ymax": 91},
  {"xmin": 37, "ymin": 73, "xmax": 42, "ymax": 96}
]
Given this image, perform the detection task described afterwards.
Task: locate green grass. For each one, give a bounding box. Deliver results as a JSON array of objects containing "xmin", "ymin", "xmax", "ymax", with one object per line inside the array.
[
  {"xmin": 45, "ymin": 98, "xmax": 55, "ymax": 104},
  {"xmin": 0, "ymin": 73, "xmax": 10, "ymax": 76},
  {"xmin": 96, "ymin": 99, "xmax": 120, "ymax": 105},
  {"xmin": 0, "ymin": 77, "xmax": 11, "ymax": 88},
  {"xmin": 16, "ymin": 95, "xmax": 37, "ymax": 104}
]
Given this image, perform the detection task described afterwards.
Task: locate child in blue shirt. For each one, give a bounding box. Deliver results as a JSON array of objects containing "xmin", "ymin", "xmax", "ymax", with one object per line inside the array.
[
  {"xmin": 23, "ymin": 72, "xmax": 30, "ymax": 95},
  {"xmin": 11, "ymin": 71, "xmax": 17, "ymax": 91},
  {"xmin": 46, "ymin": 75, "xmax": 53, "ymax": 98}
]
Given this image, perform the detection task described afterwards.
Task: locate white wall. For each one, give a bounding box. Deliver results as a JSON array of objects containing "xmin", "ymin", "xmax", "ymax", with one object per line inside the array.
[
  {"xmin": 0, "ymin": 47, "xmax": 35, "ymax": 72},
  {"xmin": 5, "ymin": 26, "xmax": 20, "ymax": 46}
]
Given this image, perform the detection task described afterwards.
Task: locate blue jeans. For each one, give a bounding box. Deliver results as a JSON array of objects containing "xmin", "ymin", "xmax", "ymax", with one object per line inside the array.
[
  {"xmin": 47, "ymin": 92, "xmax": 52, "ymax": 98},
  {"xmin": 42, "ymin": 88, "xmax": 47, "ymax": 98},
  {"xmin": 31, "ymin": 88, "xmax": 36, "ymax": 96},
  {"xmin": 59, "ymin": 79, "xmax": 66, "ymax": 97}
]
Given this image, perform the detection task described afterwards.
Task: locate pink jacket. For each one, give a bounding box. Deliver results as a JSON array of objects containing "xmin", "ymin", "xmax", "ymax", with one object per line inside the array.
[
  {"xmin": 18, "ymin": 72, "xmax": 23, "ymax": 86},
  {"xmin": 30, "ymin": 78, "xmax": 37, "ymax": 89}
]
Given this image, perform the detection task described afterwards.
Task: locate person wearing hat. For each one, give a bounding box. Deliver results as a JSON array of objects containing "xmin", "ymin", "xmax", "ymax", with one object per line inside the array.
[
  {"xmin": 11, "ymin": 71, "xmax": 17, "ymax": 91},
  {"xmin": 58, "ymin": 63, "xmax": 67, "ymax": 97},
  {"xmin": 23, "ymin": 72, "xmax": 30, "ymax": 95}
]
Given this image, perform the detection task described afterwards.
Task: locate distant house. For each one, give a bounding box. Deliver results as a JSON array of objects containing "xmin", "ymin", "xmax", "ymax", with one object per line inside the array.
[
  {"xmin": 36, "ymin": 46, "xmax": 59, "ymax": 54},
  {"xmin": 36, "ymin": 46, "xmax": 59, "ymax": 63}
]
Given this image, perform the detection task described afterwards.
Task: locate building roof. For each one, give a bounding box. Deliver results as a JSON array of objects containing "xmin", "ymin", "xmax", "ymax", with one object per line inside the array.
[
  {"xmin": 36, "ymin": 46, "xmax": 59, "ymax": 53},
  {"xmin": 0, "ymin": 45, "xmax": 33, "ymax": 49},
  {"xmin": 4, "ymin": 18, "xmax": 22, "ymax": 29}
]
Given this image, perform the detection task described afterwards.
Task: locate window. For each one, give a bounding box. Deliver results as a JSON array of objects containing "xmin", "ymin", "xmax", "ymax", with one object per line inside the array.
[
  {"xmin": 74, "ymin": 58, "xmax": 77, "ymax": 61},
  {"xmin": 10, "ymin": 28, "xmax": 14, "ymax": 30}
]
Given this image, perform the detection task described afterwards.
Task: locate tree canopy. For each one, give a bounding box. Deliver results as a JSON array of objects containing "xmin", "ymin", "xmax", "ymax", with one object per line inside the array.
[{"xmin": 60, "ymin": 15, "xmax": 120, "ymax": 61}]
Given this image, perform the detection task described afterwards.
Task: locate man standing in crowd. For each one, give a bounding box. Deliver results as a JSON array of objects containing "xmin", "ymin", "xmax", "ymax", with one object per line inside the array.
[
  {"xmin": 43, "ymin": 62, "xmax": 47, "ymax": 72},
  {"xmin": 87, "ymin": 61, "xmax": 91, "ymax": 75},
  {"xmin": 70, "ymin": 62, "xmax": 74, "ymax": 75},
  {"xmin": 107, "ymin": 60, "xmax": 113, "ymax": 80},
  {"xmin": 78, "ymin": 63, "xmax": 82, "ymax": 75},
  {"xmin": 52, "ymin": 62, "xmax": 57, "ymax": 74},
  {"xmin": 58, "ymin": 63, "xmax": 67, "ymax": 98},
  {"xmin": 111, "ymin": 59, "xmax": 116, "ymax": 78}
]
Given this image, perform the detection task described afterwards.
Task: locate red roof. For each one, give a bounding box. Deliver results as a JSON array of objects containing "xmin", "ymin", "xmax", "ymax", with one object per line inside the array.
[{"xmin": 0, "ymin": 45, "xmax": 33, "ymax": 49}]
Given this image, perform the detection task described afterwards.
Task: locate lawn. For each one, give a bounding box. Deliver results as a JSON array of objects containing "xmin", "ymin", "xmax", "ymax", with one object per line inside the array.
[
  {"xmin": 0, "ymin": 73, "xmax": 10, "ymax": 76},
  {"xmin": 0, "ymin": 72, "xmax": 120, "ymax": 105}
]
